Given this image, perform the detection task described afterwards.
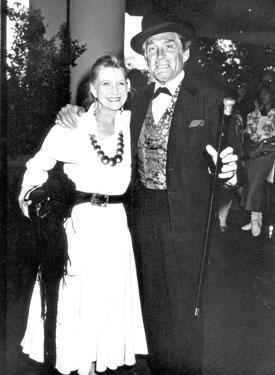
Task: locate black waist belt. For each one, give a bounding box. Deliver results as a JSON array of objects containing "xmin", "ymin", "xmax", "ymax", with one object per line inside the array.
[{"xmin": 74, "ymin": 191, "xmax": 125, "ymax": 207}]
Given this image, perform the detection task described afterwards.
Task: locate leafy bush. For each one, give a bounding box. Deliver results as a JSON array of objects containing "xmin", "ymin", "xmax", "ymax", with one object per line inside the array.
[{"xmin": 6, "ymin": 3, "xmax": 87, "ymax": 157}]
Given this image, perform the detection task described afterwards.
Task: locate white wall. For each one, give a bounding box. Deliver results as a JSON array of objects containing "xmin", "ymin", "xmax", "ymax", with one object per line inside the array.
[
  {"xmin": 30, "ymin": 0, "xmax": 67, "ymax": 39},
  {"xmin": 70, "ymin": 0, "xmax": 126, "ymax": 103},
  {"xmin": 30, "ymin": 0, "xmax": 126, "ymax": 103}
]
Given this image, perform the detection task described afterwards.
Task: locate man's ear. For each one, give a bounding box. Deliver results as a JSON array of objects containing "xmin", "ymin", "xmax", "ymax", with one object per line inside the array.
[
  {"xmin": 89, "ymin": 83, "xmax": 97, "ymax": 98},
  {"xmin": 127, "ymin": 78, "xmax": 131, "ymax": 92},
  {"xmin": 143, "ymin": 53, "xmax": 149, "ymax": 66},
  {"xmin": 182, "ymin": 47, "xmax": 190, "ymax": 63}
]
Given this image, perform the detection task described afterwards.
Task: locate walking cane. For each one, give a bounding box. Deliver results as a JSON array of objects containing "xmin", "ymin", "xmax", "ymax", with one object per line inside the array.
[{"xmin": 194, "ymin": 98, "xmax": 235, "ymax": 317}]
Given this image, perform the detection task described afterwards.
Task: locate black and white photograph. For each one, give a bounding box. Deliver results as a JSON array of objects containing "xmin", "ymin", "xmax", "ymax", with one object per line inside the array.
[{"xmin": 1, "ymin": 1, "xmax": 275, "ymax": 374}]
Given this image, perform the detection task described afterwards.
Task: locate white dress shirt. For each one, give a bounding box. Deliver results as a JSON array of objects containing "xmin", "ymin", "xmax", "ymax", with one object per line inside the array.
[{"xmin": 152, "ymin": 70, "xmax": 185, "ymax": 124}]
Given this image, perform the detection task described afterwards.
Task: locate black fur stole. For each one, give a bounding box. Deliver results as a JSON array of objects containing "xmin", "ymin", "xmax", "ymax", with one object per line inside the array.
[{"xmin": 26, "ymin": 162, "xmax": 76, "ymax": 368}]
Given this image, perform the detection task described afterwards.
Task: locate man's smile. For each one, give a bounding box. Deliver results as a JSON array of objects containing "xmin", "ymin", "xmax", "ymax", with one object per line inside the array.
[{"xmin": 156, "ymin": 63, "xmax": 170, "ymax": 69}]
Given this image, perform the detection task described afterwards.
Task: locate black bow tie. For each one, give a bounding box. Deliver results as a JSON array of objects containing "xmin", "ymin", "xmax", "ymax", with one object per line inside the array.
[{"xmin": 152, "ymin": 86, "xmax": 172, "ymax": 99}]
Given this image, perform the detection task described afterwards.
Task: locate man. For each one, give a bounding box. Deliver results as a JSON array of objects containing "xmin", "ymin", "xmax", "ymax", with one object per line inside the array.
[{"xmin": 57, "ymin": 12, "xmax": 239, "ymax": 375}]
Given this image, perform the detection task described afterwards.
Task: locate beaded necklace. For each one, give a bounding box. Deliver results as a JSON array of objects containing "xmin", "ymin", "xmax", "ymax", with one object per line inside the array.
[{"xmin": 90, "ymin": 131, "xmax": 124, "ymax": 166}]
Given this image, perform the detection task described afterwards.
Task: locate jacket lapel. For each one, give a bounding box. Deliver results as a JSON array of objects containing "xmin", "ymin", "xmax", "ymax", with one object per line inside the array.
[
  {"xmin": 167, "ymin": 76, "xmax": 200, "ymax": 168},
  {"xmin": 172, "ymin": 82, "xmax": 198, "ymax": 130},
  {"xmin": 130, "ymin": 83, "xmax": 155, "ymax": 150}
]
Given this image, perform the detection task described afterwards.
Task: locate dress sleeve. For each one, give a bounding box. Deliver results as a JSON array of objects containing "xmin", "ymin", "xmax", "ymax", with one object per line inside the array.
[{"xmin": 18, "ymin": 125, "xmax": 75, "ymax": 217}]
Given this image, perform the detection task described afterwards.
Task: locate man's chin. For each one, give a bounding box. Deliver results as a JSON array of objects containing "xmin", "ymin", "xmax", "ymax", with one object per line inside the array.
[{"xmin": 155, "ymin": 75, "xmax": 170, "ymax": 84}]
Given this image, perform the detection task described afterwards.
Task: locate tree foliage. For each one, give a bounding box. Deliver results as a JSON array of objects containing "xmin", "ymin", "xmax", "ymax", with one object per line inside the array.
[
  {"xmin": 6, "ymin": 3, "xmax": 87, "ymax": 158},
  {"xmin": 189, "ymin": 37, "xmax": 275, "ymax": 94}
]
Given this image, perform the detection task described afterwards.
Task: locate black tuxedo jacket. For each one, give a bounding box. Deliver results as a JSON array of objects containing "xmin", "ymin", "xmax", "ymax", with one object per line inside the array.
[{"xmin": 130, "ymin": 73, "xmax": 238, "ymax": 227}]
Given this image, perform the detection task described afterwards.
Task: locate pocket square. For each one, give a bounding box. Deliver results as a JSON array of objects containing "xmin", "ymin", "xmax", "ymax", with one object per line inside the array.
[{"xmin": 188, "ymin": 119, "xmax": 205, "ymax": 128}]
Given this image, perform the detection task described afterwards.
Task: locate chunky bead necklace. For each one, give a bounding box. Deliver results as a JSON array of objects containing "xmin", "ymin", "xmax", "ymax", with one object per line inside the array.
[{"xmin": 90, "ymin": 131, "xmax": 124, "ymax": 166}]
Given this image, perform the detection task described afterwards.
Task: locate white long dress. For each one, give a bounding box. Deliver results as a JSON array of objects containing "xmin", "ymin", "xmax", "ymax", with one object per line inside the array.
[{"xmin": 19, "ymin": 104, "xmax": 148, "ymax": 375}]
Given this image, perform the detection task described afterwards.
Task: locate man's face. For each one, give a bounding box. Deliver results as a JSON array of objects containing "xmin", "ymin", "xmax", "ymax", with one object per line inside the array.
[{"xmin": 143, "ymin": 32, "xmax": 188, "ymax": 84}]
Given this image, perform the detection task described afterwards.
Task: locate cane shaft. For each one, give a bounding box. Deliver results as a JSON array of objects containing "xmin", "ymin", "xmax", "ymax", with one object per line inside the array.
[{"xmin": 194, "ymin": 98, "xmax": 235, "ymax": 317}]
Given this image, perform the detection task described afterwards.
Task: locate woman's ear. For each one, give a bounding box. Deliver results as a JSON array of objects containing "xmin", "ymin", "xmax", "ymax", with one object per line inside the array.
[
  {"xmin": 89, "ymin": 83, "xmax": 97, "ymax": 99},
  {"xmin": 127, "ymin": 78, "xmax": 131, "ymax": 92}
]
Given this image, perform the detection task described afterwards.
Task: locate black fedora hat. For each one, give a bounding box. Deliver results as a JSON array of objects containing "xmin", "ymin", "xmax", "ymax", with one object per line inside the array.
[{"xmin": 130, "ymin": 12, "xmax": 196, "ymax": 55}]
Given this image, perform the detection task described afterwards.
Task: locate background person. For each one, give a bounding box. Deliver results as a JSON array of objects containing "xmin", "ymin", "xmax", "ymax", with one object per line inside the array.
[
  {"xmin": 56, "ymin": 12, "xmax": 240, "ymax": 375},
  {"xmin": 234, "ymin": 80, "xmax": 255, "ymax": 130},
  {"xmin": 241, "ymin": 81, "xmax": 275, "ymax": 237},
  {"xmin": 217, "ymin": 78, "xmax": 254, "ymax": 231},
  {"xmin": 18, "ymin": 54, "xmax": 147, "ymax": 375}
]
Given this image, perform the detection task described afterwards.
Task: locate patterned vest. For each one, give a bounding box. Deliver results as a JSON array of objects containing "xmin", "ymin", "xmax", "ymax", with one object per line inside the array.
[{"xmin": 137, "ymin": 83, "xmax": 182, "ymax": 189}]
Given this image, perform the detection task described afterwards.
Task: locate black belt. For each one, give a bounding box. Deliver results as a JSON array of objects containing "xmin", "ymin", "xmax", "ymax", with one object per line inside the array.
[{"xmin": 74, "ymin": 191, "xmax": 125, "ymax": 207}]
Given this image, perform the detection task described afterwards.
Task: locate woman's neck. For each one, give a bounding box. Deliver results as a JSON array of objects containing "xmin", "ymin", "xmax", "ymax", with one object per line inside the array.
[
  {"xmin": 96, "ymin": 108, "xmax": 115, "ymax": 125},
  {"xmin": 95, "ymin": 109, "xmax": 116, "ymax": 141}
]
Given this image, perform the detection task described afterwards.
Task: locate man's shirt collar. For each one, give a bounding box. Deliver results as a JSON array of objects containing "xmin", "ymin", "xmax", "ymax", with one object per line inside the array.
[{"xmin": 154, "ymin": 70, "xmax": 185, "ymax": 96}]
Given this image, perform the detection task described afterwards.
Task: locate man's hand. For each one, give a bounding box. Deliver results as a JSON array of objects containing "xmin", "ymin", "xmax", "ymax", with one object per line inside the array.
[
  {"xmin": 206, "ymin": 145, "xmax": 238, "ymax": 186},
  {"xmin": 56, "ymin": 104, "xmax": 85, "ymax": 129}
]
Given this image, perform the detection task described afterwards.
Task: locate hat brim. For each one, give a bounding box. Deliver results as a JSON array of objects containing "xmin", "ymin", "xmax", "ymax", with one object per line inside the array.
[{"xmin": 130, "ymin": 21, "xmax": 195, "ymax": 55}]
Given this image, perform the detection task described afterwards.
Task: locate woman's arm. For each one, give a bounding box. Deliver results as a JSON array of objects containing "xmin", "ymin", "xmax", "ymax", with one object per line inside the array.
[{"xmin": 18, "ymin": 125, "xmax": 73, "ymax": 217}]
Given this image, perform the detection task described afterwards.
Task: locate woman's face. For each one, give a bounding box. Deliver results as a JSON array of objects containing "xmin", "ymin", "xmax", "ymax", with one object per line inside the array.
[
  {"xmin": 260, "ymin": 89, "xmax": 272, "ymax": 106},
  {"xmin": 90, "ymin": 66, "xmax": 129, "ymax": 112}
]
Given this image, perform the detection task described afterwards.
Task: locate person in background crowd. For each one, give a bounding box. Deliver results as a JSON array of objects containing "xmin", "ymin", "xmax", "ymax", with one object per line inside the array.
[
  {"xmin": 56, "ymin": 12, "xmax": 240, "ymax": 375},
  {"xmin": 18, "ymin": 54, "xmax": 148, "ymax": 375},
  {"xmin": 235, "ymin": 80, "xmax": 255, "ymax": 130},
  {"xmin": 218, "ymin": 79, "xmax": 254, "ymax": 231},
  {"xmin": 241, "ymin": 81, "xmax": 275, "ymax": 237},
  {"xmin": 254, "ymin": 72, "xmax": 275, "ymax": 111},
  {"xmin": 262, "ymin": 72, "xmax": 275, "ymax": 85}
]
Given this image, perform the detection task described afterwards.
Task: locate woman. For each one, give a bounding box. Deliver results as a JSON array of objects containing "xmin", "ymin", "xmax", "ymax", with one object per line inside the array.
[
  {"xmin": 241, "ymin": 81, "xmax": 275, "ymax": 236},
  {"xmin": 18, "ymin": 54, "xmax": 147, "ymax": 375}
]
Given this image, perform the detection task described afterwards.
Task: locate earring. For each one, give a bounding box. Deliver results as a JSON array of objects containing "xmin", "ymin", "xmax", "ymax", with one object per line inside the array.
[
  {"xmin": 120, "ymin": 105, "xmax": 124, "ymax": 114},
  {"xmin": 94, "ymin": 98, "xmax": 98, "ymax": 116}
]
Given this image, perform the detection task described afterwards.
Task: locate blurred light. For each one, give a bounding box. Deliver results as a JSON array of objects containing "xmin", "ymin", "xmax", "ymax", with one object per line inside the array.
[{"xmin": 268, "ymin": 225, "xmax": 274, "ymax": 239}]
